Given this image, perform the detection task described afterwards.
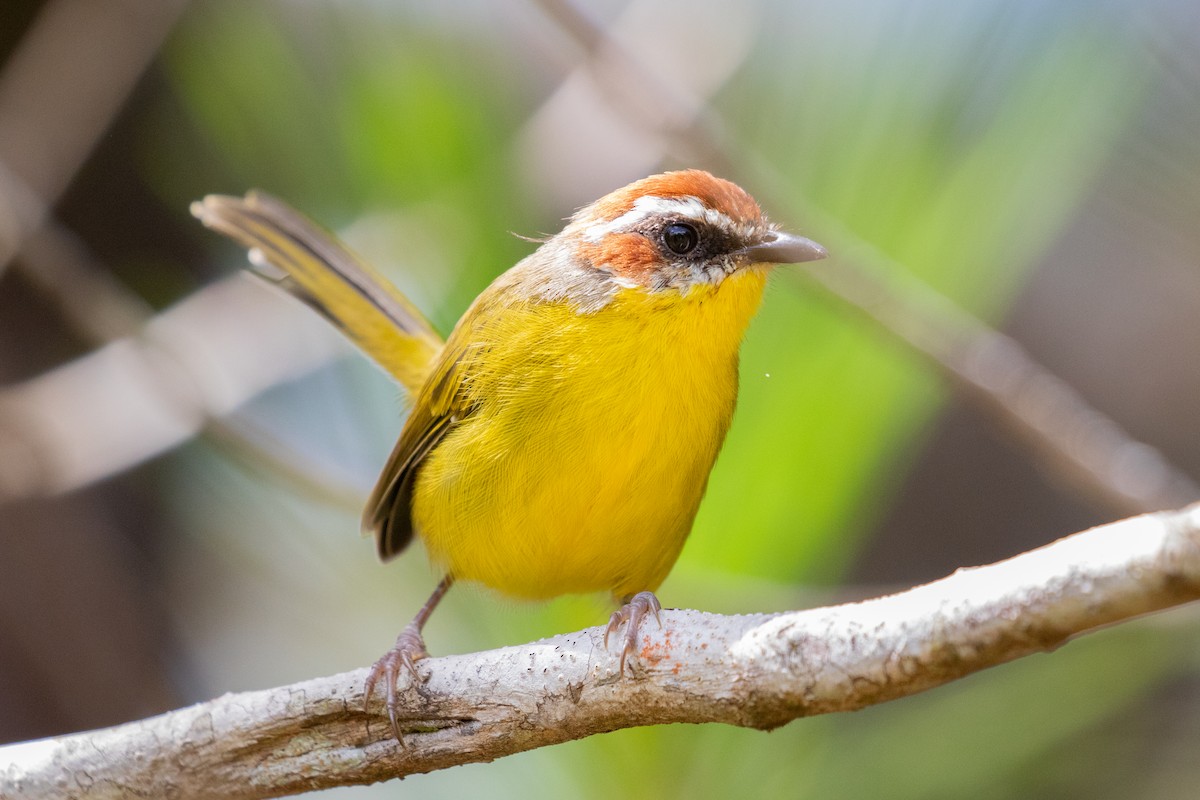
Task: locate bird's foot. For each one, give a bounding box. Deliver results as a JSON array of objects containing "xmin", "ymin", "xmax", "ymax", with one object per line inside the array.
[
  {"xmin": 363, "ymin": 623, "xmax": 430, "ymax": 742},
  {"xmin": 605, "ymin": 590, "xmax": 662, "ymax": 675}
]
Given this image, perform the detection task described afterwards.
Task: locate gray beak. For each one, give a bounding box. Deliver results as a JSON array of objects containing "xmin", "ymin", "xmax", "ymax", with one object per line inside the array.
[{"xmin": 741, "ymin": 230, "xmax": 828, "ymax": 264}]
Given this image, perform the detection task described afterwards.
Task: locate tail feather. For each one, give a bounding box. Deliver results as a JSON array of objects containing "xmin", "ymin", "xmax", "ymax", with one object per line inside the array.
[{"xmin": 191, "ymin": 192, "xmax": 444, "ymax": 395}]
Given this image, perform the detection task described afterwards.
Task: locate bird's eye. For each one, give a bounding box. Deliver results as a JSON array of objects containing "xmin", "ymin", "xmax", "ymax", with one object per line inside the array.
[{"xmin": 662, "ymin": 222, "xmax": 699, "ymax": 255}]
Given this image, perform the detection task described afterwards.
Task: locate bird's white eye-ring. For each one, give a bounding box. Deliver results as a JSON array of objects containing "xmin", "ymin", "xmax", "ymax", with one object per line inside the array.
[{"xmin": 662, "ymin": 222, "xmax": 699, "ymax": 255}]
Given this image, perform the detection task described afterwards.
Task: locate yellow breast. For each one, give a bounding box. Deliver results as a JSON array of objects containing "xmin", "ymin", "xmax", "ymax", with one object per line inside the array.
[{"xmin": 412, "ymin": 268, "xmax": 767, "ymax": 600}]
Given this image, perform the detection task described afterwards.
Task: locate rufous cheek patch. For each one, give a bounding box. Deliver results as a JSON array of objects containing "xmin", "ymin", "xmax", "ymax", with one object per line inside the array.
[{"xmin": 578, "ymin": 232, "xmax": 662, "ymax": 287}]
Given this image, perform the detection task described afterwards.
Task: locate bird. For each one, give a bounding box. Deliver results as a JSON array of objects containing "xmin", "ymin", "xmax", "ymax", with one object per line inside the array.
[{"xmin": 192, "ymin": 170, "xmax": 827, "ymax": 742}]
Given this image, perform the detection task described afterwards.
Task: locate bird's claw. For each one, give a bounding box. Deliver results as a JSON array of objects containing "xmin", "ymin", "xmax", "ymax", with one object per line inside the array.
[
  {"xmin": 604, "ymin": 591, "xmax": 662, "ymax": 675},
  {"xmin": 363, "ymin": 623, "xmax": 429, "ymax": 743}
]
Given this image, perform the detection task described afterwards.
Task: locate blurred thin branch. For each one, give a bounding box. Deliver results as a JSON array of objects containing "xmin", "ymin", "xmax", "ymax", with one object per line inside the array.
[
  {"xmin": 0, "ymin": 0, "xmax": 368, "ymax": 510},
  {"xmin": 0, "ymin": 273, "xmax": 362, "ymax": 507},
  {"xmin": 0, "ymin": 0, "xmax": 188, "ymax": 272},
  {"xmin": 532, "ymin": 0, "xmax": 1200, "ymax": 516},
  {"xmin": 792, "ymin": 235, "xmax": 1200, "ymax": 517},
  {"xmin": 3, "ymin": 503, "xmax": 1199, "ymax": 798},
  {"xmin": 12, "ymin": 204, "xmax": 367, "ymax": 510},
  {"xmin": 15, "ymin": 216, "xmax": 157, "ymax": 342}
]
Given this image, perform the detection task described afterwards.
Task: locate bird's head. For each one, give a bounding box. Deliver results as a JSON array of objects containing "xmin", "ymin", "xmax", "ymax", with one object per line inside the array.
[{"xmin": 559, "ymin": 169, "xmax": 827, "ymax": 293}]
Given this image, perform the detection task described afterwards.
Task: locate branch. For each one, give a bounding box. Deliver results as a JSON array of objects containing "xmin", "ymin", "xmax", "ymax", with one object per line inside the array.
[{"xmin": 4, "ymin": 505, "xmax": 1199, "ymax": 799}]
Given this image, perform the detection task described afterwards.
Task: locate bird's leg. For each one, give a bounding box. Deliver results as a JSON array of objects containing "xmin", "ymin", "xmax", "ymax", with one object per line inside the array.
[
  {"xmin": 604, "ymin": 590, "xmax": 662, "ymax": 675},
  {"xmin": 364, "ymin": 575, "xmax": 454, "ymax": 741}
]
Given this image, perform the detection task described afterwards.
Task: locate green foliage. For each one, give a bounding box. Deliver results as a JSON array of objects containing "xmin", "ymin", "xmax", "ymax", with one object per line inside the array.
[{"xmin": 690, "ymin": 5, "xmax": 1148, "ymax": 583}]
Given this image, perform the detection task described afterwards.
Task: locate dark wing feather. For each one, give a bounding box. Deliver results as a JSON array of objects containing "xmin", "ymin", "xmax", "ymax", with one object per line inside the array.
[
  {"xmin": 364, "ymin": 329, "xmax": 477, "ymax": 560},
  {"xmin": 366, "ymin": 413, "xmax": 453, "ymax": 560}
]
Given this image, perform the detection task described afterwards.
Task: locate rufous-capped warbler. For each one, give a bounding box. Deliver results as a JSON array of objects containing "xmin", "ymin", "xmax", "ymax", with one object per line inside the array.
[{"xmin": 192, "ymin": 170, "xmax": 827, "ymax": 741}]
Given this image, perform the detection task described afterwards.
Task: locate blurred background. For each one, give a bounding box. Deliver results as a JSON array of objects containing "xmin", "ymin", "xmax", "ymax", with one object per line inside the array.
[{"xmin": 2, "ymin": 0, "xmax": 1200, "ymax": 797}]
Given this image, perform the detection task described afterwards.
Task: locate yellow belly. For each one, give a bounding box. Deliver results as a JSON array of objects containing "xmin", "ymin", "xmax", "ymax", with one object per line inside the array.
[{"xmin": 411, "ymin": 269, "xmax": 766, "ymax": 599}]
